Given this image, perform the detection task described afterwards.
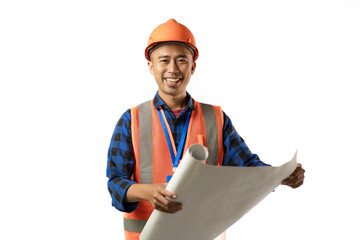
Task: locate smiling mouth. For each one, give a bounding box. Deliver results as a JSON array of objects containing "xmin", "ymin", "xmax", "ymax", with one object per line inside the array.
[{"xmin": 164, "ymin": 78, "xmax": 181, "ymax": 83}]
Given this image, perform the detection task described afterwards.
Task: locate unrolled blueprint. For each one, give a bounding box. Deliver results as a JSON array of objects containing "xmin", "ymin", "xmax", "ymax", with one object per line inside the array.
[{"xmin": 140, "ymin": 144, "xmax": 297, "ymax": 240}]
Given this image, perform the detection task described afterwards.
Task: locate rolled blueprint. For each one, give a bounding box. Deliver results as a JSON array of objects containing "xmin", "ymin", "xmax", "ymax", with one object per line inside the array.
[{"xmin": 140, "ymin": 144, "xmax": 297, "ymax": 240}]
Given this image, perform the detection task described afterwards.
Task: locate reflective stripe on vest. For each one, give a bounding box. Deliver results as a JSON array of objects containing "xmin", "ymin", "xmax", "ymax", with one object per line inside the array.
[
  {"xmin": 124, "ymin": 99, "xmax": 224, "ymax": 239},
  {"xmin": 124, "ymin": 218, "xmax": 147, "ymax": 234},
  {"xmin": 200, "ymin": 103, "xmax": 218, "ymax": 165},
  {"xmin": 139, "ymin": 101, "xmax": 153, "ymax": 184}
]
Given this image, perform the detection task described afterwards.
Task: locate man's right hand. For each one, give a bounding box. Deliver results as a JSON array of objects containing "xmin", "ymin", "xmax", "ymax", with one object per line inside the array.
[{"xmin": 125, "ymin": 183, "xmax": 182, "ymax": 213}]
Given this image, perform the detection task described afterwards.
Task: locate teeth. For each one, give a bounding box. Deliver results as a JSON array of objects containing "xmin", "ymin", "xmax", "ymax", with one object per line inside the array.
[{"xmin": 165, "ymin": 78, "xmax": 180, "ymax": 83}]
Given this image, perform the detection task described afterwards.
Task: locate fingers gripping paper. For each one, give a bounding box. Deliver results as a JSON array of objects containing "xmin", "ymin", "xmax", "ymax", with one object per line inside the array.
[{"xmin": 140, "ymin": 144, "xmax": 297, "ymax": 240}]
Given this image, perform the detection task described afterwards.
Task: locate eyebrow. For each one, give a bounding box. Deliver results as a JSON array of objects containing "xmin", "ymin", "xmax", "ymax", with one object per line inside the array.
[
  {"xmin": 157, "ymin": 55, "xmax": 189, "ymax": 59},
  {"xmin": 158, "ymin": 55, "xmax": 170, "ymax": 59}
]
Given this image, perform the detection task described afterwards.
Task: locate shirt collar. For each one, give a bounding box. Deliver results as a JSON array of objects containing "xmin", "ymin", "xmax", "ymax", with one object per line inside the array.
[{"xmin": 153, "ymin": 91, "xmax": 195, "ymax": 111}]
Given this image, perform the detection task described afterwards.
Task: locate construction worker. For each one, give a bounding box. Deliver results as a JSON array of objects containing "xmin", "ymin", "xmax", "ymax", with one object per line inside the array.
[{"xmin": 107, "ymin": 19, "xmax": 305, "ymax": 240}]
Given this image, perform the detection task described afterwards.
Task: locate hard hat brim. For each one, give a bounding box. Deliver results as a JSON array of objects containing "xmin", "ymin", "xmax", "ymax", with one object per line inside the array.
[{"xmin": 145, "ymin": 41, "xmax": 198, "ymax": 61}]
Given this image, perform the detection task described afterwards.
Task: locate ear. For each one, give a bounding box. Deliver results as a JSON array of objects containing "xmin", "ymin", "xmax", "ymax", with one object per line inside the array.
[
  {"xmin": 148, "ymin": 61, "xmax": 154, "ymax": 75},
  {"xmin": 191, "ymin": 62, "xmax": 196, "ymax": 75}
]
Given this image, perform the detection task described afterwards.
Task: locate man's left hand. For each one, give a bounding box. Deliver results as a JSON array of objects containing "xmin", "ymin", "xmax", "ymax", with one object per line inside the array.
[{"xmin": 282, "ymin": 163, "xmax": 305, "ymax": 188}]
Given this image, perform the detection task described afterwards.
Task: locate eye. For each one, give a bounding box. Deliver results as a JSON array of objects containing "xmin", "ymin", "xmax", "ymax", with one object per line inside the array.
[{"xmin": 177, "ymin": 58, "xmax": 188, "ymax": 63}]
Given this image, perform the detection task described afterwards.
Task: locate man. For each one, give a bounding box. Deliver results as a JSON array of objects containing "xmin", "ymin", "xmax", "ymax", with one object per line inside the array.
[{"xmin": 107, "ymin": 19, "xmax": 305, "ymax": 240}]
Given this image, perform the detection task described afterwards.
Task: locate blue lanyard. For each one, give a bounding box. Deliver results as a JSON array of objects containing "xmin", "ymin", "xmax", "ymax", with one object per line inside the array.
[{"xmin": 157, "ymin": 107, "xmax": 192, "ymax": 169}]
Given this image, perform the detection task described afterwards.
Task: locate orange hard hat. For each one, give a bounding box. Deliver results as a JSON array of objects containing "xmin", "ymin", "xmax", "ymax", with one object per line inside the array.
[{"xmin": 145, "ymin": 19, "xmax": 198, "ymax": 61}]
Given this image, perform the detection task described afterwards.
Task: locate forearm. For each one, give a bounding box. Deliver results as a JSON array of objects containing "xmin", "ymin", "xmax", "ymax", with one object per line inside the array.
[
  {"xmin": 125, "ymin": 183, "xmax": 182, "ymax": 213},
  {"xmin": 125, "ymin": 183, "xmax": 175, "ymax": 203},
  {"xmin": 125, "ymin": 183, "xmax": 147, "ymax": 203}
]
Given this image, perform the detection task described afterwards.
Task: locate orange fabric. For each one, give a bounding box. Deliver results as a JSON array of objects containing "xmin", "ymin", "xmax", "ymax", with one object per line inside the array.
[
  {"xmin": 124, "ymin": 201, "xmax": 153, "ymax": 220},
  {"xmin": 125, "ymin": 99, "xmax": 223, "ymax": 240},
  {"xmin": 183, "ymin": 100, "xmax": 207, "ymax": 153},
  {"xmin": 159, "ymin": 107, "xmax": 177, "ymax": 156},
  {"xmin": 151, "ymin": 102, "xmax": 174, "ymax": 184},
  {"xmin": 124, "ymin": 231, "xmax": 140, "ymax": 240},
  {"xmin": 197, "ymin": 134, "xmax": 205, "ymax": 146}
]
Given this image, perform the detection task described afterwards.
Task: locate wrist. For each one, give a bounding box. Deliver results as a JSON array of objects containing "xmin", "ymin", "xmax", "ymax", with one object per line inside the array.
[{"xmin": 125, "ymin": 184, "xmax": 146, "ymax": 203}]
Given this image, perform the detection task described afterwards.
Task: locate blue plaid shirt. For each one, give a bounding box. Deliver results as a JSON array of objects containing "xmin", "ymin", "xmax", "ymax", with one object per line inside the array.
[{"xmin": 107, "ymin": 92, "xmax": 269, "ymax": 212}]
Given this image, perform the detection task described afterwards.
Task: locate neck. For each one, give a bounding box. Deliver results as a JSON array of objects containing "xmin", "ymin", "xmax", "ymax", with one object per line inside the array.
[{"xmin": 158, "ymin": 92, "xmax": 187, "ymax": 110}]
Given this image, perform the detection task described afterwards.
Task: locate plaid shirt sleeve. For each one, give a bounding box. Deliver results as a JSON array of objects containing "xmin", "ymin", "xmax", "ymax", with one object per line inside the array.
[
  {"xmin": 106, "ymin": 109, "xmax": 139, "ymax": 213},
  {"xmin": 222, "ymin": 111, "xmax": 270, "ymax": 167}
]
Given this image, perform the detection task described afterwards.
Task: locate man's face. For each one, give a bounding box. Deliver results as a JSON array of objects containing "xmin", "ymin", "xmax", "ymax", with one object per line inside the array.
[{"xmin": 148, "ymin": 43, "xmax": 196, "ymax": 100}]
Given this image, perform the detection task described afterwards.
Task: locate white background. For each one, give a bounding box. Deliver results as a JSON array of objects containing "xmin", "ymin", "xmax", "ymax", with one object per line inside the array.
[{"xmin": 1, "ymin": 0, "xmax": 359, "ymax": 239}]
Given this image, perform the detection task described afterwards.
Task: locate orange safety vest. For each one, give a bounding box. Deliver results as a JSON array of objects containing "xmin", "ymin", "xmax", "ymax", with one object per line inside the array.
[{"xmin": 124, "ymin": 99, "xmax": 224, "ymax": 240}]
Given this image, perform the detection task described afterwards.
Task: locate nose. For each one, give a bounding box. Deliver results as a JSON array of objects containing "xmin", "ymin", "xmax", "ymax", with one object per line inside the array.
[{"xmin": 168, "ymin": 60, "xmax": 179, "ymax": 73}]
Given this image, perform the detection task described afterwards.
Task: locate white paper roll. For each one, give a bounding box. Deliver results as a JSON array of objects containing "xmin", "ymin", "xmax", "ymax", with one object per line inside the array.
[{"xmin": 140, "ymin": 144, "xmax": 297, "ymax": 240}]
